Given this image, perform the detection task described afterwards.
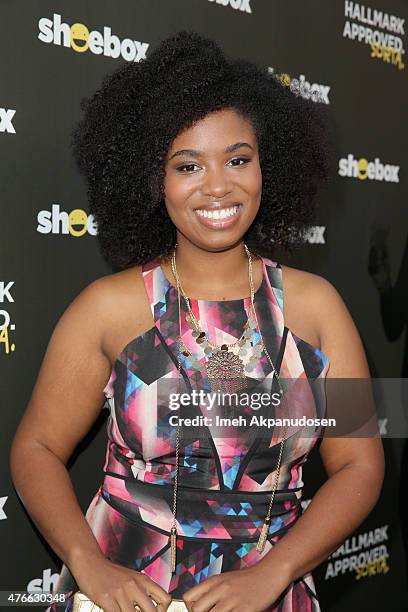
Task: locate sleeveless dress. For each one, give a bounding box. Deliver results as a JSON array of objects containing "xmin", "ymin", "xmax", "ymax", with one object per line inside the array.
[{"xmin": 47, "ymin": 255, "xmax": 330, "ymax": 612}]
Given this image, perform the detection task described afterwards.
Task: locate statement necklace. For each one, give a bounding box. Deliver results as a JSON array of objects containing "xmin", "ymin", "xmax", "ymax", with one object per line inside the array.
[
  {"xmin": 171, "ymin": 243, "xmax": 264, "ymax": 394},
  {"xmin": 167, "ymin": 243, "xmax": 288, "ymax": 573}
]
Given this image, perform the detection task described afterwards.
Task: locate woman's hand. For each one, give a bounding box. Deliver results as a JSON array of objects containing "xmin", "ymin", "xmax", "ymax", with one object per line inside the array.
[
  {"xmin": 181, "ymin": 564, "xmax": 291, "ymax": 612},
  {"xmin": 73, "ymin": 553, "xmax": 172, "ymax": 612}
]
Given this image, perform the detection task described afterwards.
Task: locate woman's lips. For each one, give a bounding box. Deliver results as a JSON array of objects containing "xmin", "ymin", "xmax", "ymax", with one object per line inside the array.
[{"xmin": 193, "ymin": 204, "xmax": 243, "ymax": 229}]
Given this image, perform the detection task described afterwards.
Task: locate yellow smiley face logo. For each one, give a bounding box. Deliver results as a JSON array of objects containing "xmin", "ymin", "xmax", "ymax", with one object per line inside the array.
[
  {"xmin": 279, "ymin": 73, "xmax": 291, "ymax": 87},
  {"xmin": 70, "ymin": 23, "xmax": 89, "ymax": 53},
  {"xmin": 69, "ymin": 209, "xmax": 88, "ymax": 237},
  {"xmin": 357, "ymin": 158, "xmax": 368, "ymax": 180}
]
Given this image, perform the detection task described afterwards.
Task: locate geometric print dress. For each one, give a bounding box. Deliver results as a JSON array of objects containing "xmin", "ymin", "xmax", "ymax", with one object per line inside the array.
[{"xmin": 47, "ymin": 255, "xmax": 330, "ymax": 612}]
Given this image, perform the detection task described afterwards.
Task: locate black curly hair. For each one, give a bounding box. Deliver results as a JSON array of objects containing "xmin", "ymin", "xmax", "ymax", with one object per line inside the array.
[{"xmin": 71, "ymin": 31, "xmax": 333, "ymax": 271}]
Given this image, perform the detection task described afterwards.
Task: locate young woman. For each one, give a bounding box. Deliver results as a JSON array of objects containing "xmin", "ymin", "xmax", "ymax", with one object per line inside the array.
[{"xmin": 10, "ymin": 32, "xmax": 384, "ymax": 612}]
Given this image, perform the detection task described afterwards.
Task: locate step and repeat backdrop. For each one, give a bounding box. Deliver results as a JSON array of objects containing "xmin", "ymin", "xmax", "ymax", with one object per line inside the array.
[{"xmin": 1, "ymin": 1, "xmax": 407, "ymax": 610}]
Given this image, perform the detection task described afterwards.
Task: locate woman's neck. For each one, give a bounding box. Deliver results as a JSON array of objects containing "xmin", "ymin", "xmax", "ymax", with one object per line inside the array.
[{"xmin": 159, "ymin": 240, "xmax": 263, "ymax": 301}]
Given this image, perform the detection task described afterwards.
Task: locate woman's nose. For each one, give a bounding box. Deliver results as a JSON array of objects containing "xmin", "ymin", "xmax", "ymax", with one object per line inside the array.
[{"xmin": 202, "ymin": 166, "xmax": 232, "ymax": 199}]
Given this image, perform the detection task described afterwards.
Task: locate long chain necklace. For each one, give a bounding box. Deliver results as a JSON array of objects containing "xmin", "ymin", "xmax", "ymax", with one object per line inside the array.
[{"xmin": 167, "ymin": 243, "xmax": 288, "ymax": 573}]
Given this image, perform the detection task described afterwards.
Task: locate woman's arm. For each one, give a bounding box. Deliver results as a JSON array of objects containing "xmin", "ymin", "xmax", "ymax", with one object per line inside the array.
[
  {"xmin": 9, "ymin": 274, "xmax": 172, "ymax": 611},
  {"xmin": 249, "ymin": 274, "xmax": 385, "ymax": 583},
  {"xmin": 9, "ymin": 277, "xmax": 115, "ymax": 570}
]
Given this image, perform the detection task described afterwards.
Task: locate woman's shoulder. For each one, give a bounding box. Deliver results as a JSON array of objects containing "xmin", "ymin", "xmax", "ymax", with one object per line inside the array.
[
  {"xmin": 89, "ymin": 264, "xmax": 146, "ymax": 306},
  {"xmin": 280, "ymin": 262, "xmax": 370, "ymax": 378},
  {"xmin": 67, "ymin": 263, "xmax": 149, "ymax": 336},
  {"xmin": 80, "ymin": 264, "xmax": 155, "ymax": 367},
  {"xmin": 277, "ymin": 262, "xmax": 347, "ymax": 352},
  {"xmin": 278, "ymin": 262, "xmax": 368, "ymax": 379},
  {"xmin": 263, "ymin": 256, "xmax": 337, "ymax": 293},
  {"xmin": 279, "ymin": 262, "xmax": 337, "ymax": 298}
]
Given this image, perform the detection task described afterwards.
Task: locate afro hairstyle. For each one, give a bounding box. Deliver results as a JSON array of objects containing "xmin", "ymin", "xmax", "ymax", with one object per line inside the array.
[{"xmin": 70, "ymin": 30, "xmax": 333, "ymax": 271}]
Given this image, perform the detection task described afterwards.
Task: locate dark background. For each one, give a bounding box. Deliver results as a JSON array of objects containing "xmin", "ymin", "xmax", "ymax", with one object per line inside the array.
[{"xmin": 1, "ymin": 1, "xmax": 407, "ymax": 610}]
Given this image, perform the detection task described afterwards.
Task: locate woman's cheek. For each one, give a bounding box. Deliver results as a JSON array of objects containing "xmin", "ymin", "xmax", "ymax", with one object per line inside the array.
[{"xmin": 166, "ymin": 174, "xmax": 197, "ymax": 203}]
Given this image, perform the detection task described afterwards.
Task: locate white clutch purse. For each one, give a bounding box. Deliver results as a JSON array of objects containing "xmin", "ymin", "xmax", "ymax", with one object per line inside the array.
[{"xmin": 73, "ymin": 590, "xmax": 188, "ymax": 612}]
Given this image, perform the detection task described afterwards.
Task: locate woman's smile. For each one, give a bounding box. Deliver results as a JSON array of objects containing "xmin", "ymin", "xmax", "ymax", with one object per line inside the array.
[{"xmin": 193, "ymin": 203, "xmax": 243, "ymax": 229}]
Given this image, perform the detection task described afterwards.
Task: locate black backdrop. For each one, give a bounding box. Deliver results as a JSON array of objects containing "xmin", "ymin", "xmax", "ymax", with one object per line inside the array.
[{"xmin": 1, "ymin": 1, "xmax": 407, "ymax": 610}]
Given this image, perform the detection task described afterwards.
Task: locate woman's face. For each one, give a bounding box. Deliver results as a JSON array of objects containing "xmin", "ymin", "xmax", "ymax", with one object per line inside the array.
[{"xmin": 163, "ymin": 109, "xmax": 262, "ymax": 251}]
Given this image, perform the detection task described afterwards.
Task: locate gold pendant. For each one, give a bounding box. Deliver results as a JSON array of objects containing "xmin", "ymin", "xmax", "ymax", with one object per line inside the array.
[
  {"xmin": 206, "ymin": 350, "xmax": 246, "ymax": 396},
  {"xmin": 256, "ymin": 517, "xmax": 271, "ymax": 552},
  {"xmin": 169, "ymin": 526, "xmax": 177, "ymax": 572},
  {"xmin": 206, "ymin": 349, "xmax": 245, "ymax": 379}
]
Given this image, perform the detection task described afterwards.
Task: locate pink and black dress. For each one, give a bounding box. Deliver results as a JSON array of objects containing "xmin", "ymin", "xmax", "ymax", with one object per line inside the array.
[{"xmin": 48, "ymin": 255, "xmax": 329, "ymax": 612}]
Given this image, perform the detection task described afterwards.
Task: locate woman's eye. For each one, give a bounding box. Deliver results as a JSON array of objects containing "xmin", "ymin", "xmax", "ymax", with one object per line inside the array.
[
  {"xmin": 176, "ymin": 163, "xmax": 200, "ymax": 173},
  {"xmin": 175, "ymin": 157, "xmax": 250, "ymax": 172},
  {"xmin": 228, "ymin": 157, "xmax": 250, "ymax": 167}
]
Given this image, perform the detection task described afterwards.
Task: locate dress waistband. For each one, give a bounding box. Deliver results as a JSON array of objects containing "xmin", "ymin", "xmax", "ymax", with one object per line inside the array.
[{"xmin": 101, "ymin": 473, "xmax": 302, "ymax": 541}]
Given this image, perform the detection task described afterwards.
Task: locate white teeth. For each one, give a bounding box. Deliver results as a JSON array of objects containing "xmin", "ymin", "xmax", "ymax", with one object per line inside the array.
[{"xmin": 195, "ymin": 205, "xmax": 239, "ymax": 220}]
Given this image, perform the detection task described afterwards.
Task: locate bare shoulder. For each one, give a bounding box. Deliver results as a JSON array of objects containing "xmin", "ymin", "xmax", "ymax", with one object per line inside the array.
[
  {"xmin": 46, "ymin": 264, "xmax": 149, "ymax": 359},
  {"xmin": 280, "ymin": 263, "xmax": 344, "ymax": 317},
  {"xmin": 88, "ymin": 264, "xmax": 145, "ymax": 313},
  {"xmin": 280, "ymin": 263, "xmax": 369, "ymax": 377},
  {"xmin": 88, "ymin": 264, "xmax": 154, "ymax": 367},
  {"xmin": 279, "ymin": 263, "xmax": 338, "ymax": 346}
]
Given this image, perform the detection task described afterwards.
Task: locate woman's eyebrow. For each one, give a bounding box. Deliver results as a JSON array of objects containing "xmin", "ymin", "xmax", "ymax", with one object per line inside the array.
[
  {"xmin": 169, "ymin": 142, "xmax": 254, "ymax": 160},
  {"xmin": 225, "ymin": 142, "xmax": 254, "ymax": 153}
]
